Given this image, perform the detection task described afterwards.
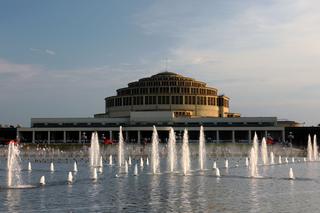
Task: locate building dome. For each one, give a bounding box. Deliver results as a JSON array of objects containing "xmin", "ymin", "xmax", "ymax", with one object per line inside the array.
[{"xmin": 99, "ymin": 71, "xmax": 236, "ymax": 118}]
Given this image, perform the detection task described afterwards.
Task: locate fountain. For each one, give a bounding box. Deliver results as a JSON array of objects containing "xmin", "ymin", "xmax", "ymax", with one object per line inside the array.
[
  {"xmin": 213, "ymin": 161, "xmax": 217, "ymax": 169},
  {"xmin": 146, "ymin": 157, "xmax": 149, "ymax": 166},
  {"xmin": 109, "ymin": 155, "xmax": 113, "ymax": 165},
  {"xmin": 140, "ymin": 157, "xmax": 144, "ymax": 167},
  {"xmin": 289, "ymin": 168, "xmax": 295, "ymax": 180},
  {"xmin": 278, "ymin": 155, "xmax": 282, "ymax": 164},
  {"xmin": 99, "ymin": 156, "xmax": 103, "ymax": 167},
  {"xmin": 285, "ymin": 157, "xmax": 289, "ymax": 164},
  {"xmin": 134, "ymin": 164, "xmax": 138, "ymax": 176},
  {"xmin": 73, "ymin": 161, "xmax": 78, "ymax": 172},
  {"xmin": 215, "ymin": 167, "xmax": 221, "ymax": 177},
  {"xmin": 249, "ymin": 147, "xmax": 258, "ymax": 177},
  {"xmin": 151, "ymin": 126, "xmax": 160, "ymax": 174},
  {"xmin": 225, "ymin": 159, "xmax": 229, "ymax": 168},
  {"xmin": 7, "ymin": 141, "xmax": 22, "ymax": 187},
  {"xmin": 199, "ymin": 126, "xmax": 206, "ymax": 170},
  {"xmin": 313, "ymin": 135, "xmax": 318, "ymax": 161},
  {"xmin": 307, "ymin": 135, "xmax": 313, "ymax": 161},
  {"xmin": 50, "ymin": 162, "xmax": 55, "ymax": 172},
  {"xmin": 92, "ymin": 168, "xmax": 98, "ymax": 180},
  {"xmin": 125, "ymin": 161, "xmax": 128, "ymax": 174},
  {"xmin": 89, "ymin": 132, "xmax": 100, "ymax": 167},
  {"xmin": 245, "ymin": 157, "xmax": 249, "ymax": 167},
  {"xmin": 292, "ymin": 157, "xmax": 295, "ymax": 163},
  {"xmin": 28, "ymin": 162, "xmax": 32, "ymax": 171},
  {"xmin": 181, "ymin": 128, "xmax": 190, "ymax": 175},
  {"xmin": 118, "ymin": 126, "xmax": 125, "ymax": 166},
  {"xmin": 98, "ymin": 166, "xmax": 103, "ymax": 173},
  {"xmin": 67, "ymin": 172, "xmax": 73, "ymax": 184},
  {"xmin": 270, "ymin": 152, "xmax": 275, "ymax": 165},
  {"xmin": 128, "ymin": 156, "xmax": 132, "ymax": 165},
  {"xmin": 261, "ymin": 137, "xmax": 268, "ymax": 165},
  {"xmin": 39, "ymin": 176, "xmax": 45, "ymax": 185},
  {"xmin": 167, "ymin": 127, "xmax": 177, "ymax": 172}
]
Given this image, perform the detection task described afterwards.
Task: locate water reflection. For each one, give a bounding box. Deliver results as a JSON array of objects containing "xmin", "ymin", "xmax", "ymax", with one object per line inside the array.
[{"xmin": 6, "ymin": 189, "xmax": 21, "ymax": 212}]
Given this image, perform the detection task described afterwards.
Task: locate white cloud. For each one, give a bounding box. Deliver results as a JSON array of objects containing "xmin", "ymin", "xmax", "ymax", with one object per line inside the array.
[{"xmin": 30, "ymin": 48, "xmax": 56, "ymax": 56}]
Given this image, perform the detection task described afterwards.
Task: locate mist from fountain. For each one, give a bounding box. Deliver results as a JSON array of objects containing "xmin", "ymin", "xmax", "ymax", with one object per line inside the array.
[
  {"xmin": 261, "ymin": 137, "xmax": 269, "ymax": 165},
  {"xmin": 151, "ymin": 126, "xmax": 160, "ymax": 174},
  {"xmin": 118, "ymin": 126, "xmax": 125, "ymax": 166},
  {"xmin": 313, "ymin": 135, "xmax": 318, "ymax": 161},
  {"xmin": 168, "ymin": 127, "xmax": 177, "ymax": 172},
  {"xmin": 89, "ymin": 132, "xmax": 100, "ymax": 167},
  {"xmin": 307, "ymin": 135, "xmax": 313, "ymax": 161},
  {"xmin": 199, "ymin": 126, "xmax": 206, "ymax": 170},
  {"xmin": 181, "ymin": 129, "xmax": 190, "ymax": 175},
  {"xmin": 7, "ymin": 141, "xmax": 22, "ymax": 187}
]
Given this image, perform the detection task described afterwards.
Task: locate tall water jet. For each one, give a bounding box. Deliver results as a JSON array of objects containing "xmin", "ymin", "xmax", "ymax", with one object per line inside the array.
[
  {"xmin": 73, "ymin": 161, "xmax": 78, "ymax": 172},
  {"xmin": 7, "ymin": 141, "xmax": 22, "ymax": 187},
  {"xmin": 39, "ymin": 176, "xmax": 45, "ymax": 186},
  {"xmin": 118, "ymin": 126, "xmax": 125, "ymax": 167},
  {"xmin": 140, "ymin": 157, "xmax": 144, "ymax": 167},
  {"xmin": 181, "ymin": 129, "xmax": 190, "ymax": 175},
  {"xmin": 278, "ymin": 155, "xmax": 282, "ymax": 164},
  {"xmin": 215, "ymin": 167, "xmax": 221, "ymax": 177},
  {"xmin": 134, "ymin": 164, "xmax": 138, "ymax": 176},
  {"xmin": 99, "ymin": 156, "xmax": 103, "ymax": 167},
  {"xmin": 313, "ymin": 135, "xmax": 318, "ymax": 161},
  {"xmin": 199, "ymin": 126, "xmax": 206, "ymax": 170},
  {"xmin": 67, "ymin": 172, "xmax": 73, "ymax": 184},
  {"xmin": 270, "ymin": 152, "xmax": 275, "ymax": 165},
  {"xmin": 249, "ymin": 147, "xmax": 258, "ymax": 177},
  {"xmin": 146, "ymin": 157, "xmax": 149, "ymax": 166},
  {"xmin": 289, "ymin": 168, "xmax": 295, "ymax": 180},
  {"xmin": 261, "ymin": 137, "xmax": 269, "ymax": 165},
  {"xmin": 28, "ymin": 162, "xmax": 32, "ymax": 171},
  {"xmin": 109, "ymin": 155, "xmax": 113, "ymax": 165},
  {"xmin": 213, "ymin": 161, "xmax": 217, "ymax": 169},
  {"xmin": 253, "ymin": 133, "xmax": 259, "ymax": 161},
  {"xmin": 89, "ymin": 132, "xmax": 100, "ymax": 167},
  {"xmin": 151, "ymin": 126, "xmax": 160, "ymax": 174},
  {"xmin": 125, "ymin": 161, "xmax": 128, "ymax": 174},
  {"xmin": 50, "ymin": 162, "xmax": 55, "ymax": 172},
  {"xmin": 167, "ymin": 127, "xmax": 177, "ymax": 172},
  {"xmin": 307, "ymin": 135, "xmax": 313, "ymax": 161},
  {"xmin": 92, "ymin": 168, "xmax": 98, "ymax": 180},
  {"xmin": 128, "ymin": 156, "xmax": 132, "ymax": 166}
]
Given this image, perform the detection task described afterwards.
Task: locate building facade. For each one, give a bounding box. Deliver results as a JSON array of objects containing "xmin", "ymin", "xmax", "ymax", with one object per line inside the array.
[{"xmin": 18, "ymin": 71, "xmax": 286, "ymax": 144}]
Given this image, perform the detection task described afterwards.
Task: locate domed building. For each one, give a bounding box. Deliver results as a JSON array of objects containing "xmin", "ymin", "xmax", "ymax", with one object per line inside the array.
[
  {"xmin": 18, "ymin": 71, "xmax": 286, "ymax": 144},
  {"xmin": 96, "ymin": 71, "xmax": 239, "ymax": 118}
]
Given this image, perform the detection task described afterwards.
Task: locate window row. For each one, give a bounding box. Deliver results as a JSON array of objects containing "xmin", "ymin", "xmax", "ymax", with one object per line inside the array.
[
  {"xmin": 117, "ymin": 87, "xmax": 217, "ymax": 96},
  {"xmin": 106, "ymin": 95, "xmax": 228, "ymax": 107}
]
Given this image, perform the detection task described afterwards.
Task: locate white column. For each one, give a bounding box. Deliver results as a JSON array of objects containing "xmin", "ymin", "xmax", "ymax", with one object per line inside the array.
[
  {"xmin": 63, "ymin": 131, "xmax": 66, "ymax": 143},
  {"xmin": 137, "ymin": 130, "xmax": 141, "ymax": 144},
  {"xmin": 109, "ymin": 130, "xmax": 113, "ymax": 141},
  {"xmin": 48, "ymin": 131, "xmax": 50, "ymax": 144},
  {"xmin": 79, "ymin": 131, "xmax": 82, "ymax": 144},
  {"xmin": 32, "ymin": 131, "xmax": 35, "ymax": 144},
  {"xmin": 232, "ymin": 130, "xmax": 235, "ymax": 143}
]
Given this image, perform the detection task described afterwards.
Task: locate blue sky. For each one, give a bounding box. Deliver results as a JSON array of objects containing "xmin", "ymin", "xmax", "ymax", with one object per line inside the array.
[{"xmin": 1, "ymin": 0, "xmax": 320, "ymax": 126}]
